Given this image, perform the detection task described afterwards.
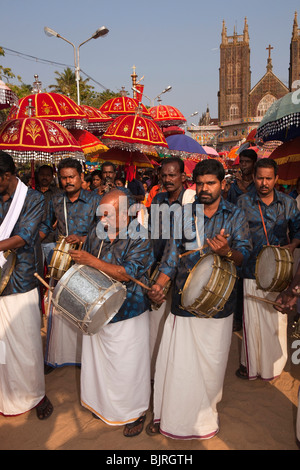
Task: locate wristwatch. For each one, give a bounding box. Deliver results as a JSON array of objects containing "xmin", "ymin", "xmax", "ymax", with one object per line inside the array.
[{"xmin": 226, "ymin": 249, "xmax": 233, "ymax": 259}]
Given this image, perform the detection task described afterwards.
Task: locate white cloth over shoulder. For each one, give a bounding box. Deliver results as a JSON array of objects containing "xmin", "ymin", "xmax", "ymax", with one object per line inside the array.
[{"xmin": 0, "ymin": 178, "xmax": 28, "ymax": 268}]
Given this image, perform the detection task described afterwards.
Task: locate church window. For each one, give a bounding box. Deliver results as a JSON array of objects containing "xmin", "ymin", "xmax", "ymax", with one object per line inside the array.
[
  {"xmin": 229, "ymin": 104, "xmax": 239, "ymax": 120},
  {"xmin": 257, "ymin": 94, "xmax": 277, "ymax": 117}
]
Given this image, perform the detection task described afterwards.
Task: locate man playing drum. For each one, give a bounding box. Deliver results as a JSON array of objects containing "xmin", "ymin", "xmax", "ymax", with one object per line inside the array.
[
  {"xmin": 236, "ymin": 158, "xmax": 300, "ymax": 381},
  {"xmin": 69, "ymin": 189, "xmax": 154, "ymax": 437},
  {"xmin": 40, "ymin": 158, "xmax": 101, "ymax": 373},
  {"xmin": 146, "ymin": 159, "xmax": 251, "ymax": 440},
  {"xmin": 0, "ymin": 152, "xmax": 53, "ymax": 420},
  {"xmin": 148, "ymin": 156, "xmax": 195, "ymax": 378}
]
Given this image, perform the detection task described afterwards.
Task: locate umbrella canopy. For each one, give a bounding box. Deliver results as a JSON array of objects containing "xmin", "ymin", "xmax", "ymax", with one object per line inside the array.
[
  {"xmin": 8, "ymin": 92, "xmax": 88, "ymax": 130},
  {"xmin": 69, "ymin": 129, "xmax": 108, "ymax": 158},
  {"xmin": 269, "ymin": 136, "xmax": 300, "ymax": 185},
  {"xmin": 79, "ymin": 104, "xmax": 113, "ymax": 135},
  {"xmin": 99, "ymin": 96, "xmax": 151, "ymax": 119},
  {"xmin": 0, "ymin": 117, "xmax": 85, "ymax": 164},
  {"xmin": 149, "ymin": 105, "xmax": 186, "ymax": 128},
  {"xmin": 165, "ymin": 134, "xmax": 207, "ymax": 158},
  {"xmin": 257, "ymin": 91, "xmax": 300, "ymax": 142},
  {"xmin": 162, "ymin": 125, "xmax": 185, "ymax": 137},
  {"xmin": 89, "ymin": 147, "xmax": 153, "ymax": 168},
  {"xmin": 202, "ymin": 145, "xmax": 219, "ymax": 157},
  {"xmin": 102, "ymin": 113, "xmax": 168, "ymax": 156},
  {"xmin": 0, "ymin": 80, "xmax": 18, "ymax": 110}
]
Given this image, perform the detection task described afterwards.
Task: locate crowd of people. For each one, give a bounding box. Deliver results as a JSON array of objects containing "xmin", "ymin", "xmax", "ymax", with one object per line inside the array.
[{"xmin": 0, "ymin": 148, "xmax": 300, "ymax": 446}]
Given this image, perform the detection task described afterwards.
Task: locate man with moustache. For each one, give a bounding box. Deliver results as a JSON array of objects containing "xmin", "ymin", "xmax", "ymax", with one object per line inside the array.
[
  {"xmin": 148, "ymin": 157, "xmax": 195, "ymax": 378},
  {"xmin": 146, "ymin": 159, "xmax": 251, "ymax": 440},
  {"xmin": 40, "ymin": 158, "xmax": 101, "ymax": 372},
  {"xmin": 69, "ymin": 189, "xmax": 154, "ymax": 437},
  {"xmin": 227, "ymin": 149, "xmax": 258, "ymax": 331},
  {"xmin": 236, "ymin": 159, "xmax": 300, "ymax": 381}
]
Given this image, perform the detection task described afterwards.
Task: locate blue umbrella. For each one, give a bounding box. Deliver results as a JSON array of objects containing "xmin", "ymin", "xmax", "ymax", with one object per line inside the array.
[{"xmin": 166, "ymin": 134, "xmax": 207, "ymax": 155}]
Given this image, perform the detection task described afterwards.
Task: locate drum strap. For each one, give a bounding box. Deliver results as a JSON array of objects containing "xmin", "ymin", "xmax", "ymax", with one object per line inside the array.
[
  {"xmin": 63, "ymin": 197, "xmax": 69, "ymax": 237},
  {"xmin": 257, "ymin": 201, "xmax": 270, "ymax": 246}
]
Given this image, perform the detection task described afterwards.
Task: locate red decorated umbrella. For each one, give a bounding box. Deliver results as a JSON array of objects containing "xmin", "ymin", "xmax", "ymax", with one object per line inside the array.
[
  {"xmin": 102, "ymin": 111, "xmax": 168, "ymax": 156},
  {"xmin": 0, "ymin": 80, "xmax": 18, "ymax": 110},
  {"xmin": 269, "ymin": 137, "xmax": 300, "ymax": 185},
  {"xmin": 8, "ymin": 92, "xmax": 88, "ymax": 130},
  {"xmin": 69, "ymin": 129, "xmax": 108, "ymax": 158},
  {"xmin": 99, "ymin": 96, "xmax": 151, "ymax": 119},
  {"xmin": 89, "ymin": 147, "xmax": 153, "ymax": 168},
  {"xmin": 80, "ymin": 104, "xmax": 113, "ymax": 135},
  {"xmin": 162, "ymin": 125, "xmax": 185, "ymax": 137},
  {"xmin": 0, "ymin": 117, "xmax": 85, "ymax": 164},
  {"xmin": 149, "ymin": 104, "xmax": 186, "ymax": 128}
]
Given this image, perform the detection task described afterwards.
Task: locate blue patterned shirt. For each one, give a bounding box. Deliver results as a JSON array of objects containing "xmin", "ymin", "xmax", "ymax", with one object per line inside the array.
[
  {"xmin": 40, "ymin": 189, "xmax": 101, "ymax": 238},
  {"xmin": 227, "ymin": 180, "xmax": 256, "ymax": 205},
  {"xmin": 237, "ymin": 189, "xmax": 300, "ymax": 279},
  {"xmin": 159, "ymin": 197, "xmax": 252, "ymax": 319},
  {"xmin": 0, "ymin": 188, "xmax": 45, "ymax": 296},
  {"xmin": 84, "ymin": 221, "xmax": 155, "ymax": 323}
]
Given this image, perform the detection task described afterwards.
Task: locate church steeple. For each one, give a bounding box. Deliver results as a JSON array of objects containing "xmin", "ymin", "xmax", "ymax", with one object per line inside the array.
[
  {"xmin": 293, "ymin": 11, "xmax": 298, "ymax": 40},
  {"xmin": 243, "ymin": 17, "xmax": 249, "ymax": 44},
  {"xmin": 221, "ymin": 20, "xmax": 227, "ymax": 45}
]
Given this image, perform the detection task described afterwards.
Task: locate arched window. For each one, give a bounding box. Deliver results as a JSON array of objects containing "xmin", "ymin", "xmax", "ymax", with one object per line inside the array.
[
  {"xmin": 257, "ymin": 94, "xmax": 277, "ymax": 117},
  {"xmin": 229, "ymin": 104, "xmax": 239, "ymax": 120}
]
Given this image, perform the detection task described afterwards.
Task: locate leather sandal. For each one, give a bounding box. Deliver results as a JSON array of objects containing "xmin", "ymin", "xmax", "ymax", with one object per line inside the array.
[{"xmin": 123, "ymin": 414, "xmax": 146, "ymax": 437}]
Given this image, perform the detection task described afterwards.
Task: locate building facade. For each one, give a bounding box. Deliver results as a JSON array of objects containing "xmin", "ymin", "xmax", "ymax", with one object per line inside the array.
[{"xmin": 188, "ymin": 13, "xmax": 300, "ymax": 151}]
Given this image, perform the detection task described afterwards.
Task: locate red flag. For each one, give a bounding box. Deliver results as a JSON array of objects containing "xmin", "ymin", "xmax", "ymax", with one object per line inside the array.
[{"xmin": 135, "ymin": 84, "xmax": 144, "ymax": 103}]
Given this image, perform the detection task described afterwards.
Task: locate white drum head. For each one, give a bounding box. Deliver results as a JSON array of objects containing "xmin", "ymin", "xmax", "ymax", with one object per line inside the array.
[
  {"xmin": 256, "ymin": 247, "xmax": 276, "ymax": 290},
  {"xmin": 182, "ymin": 255, "xmax": 214, "ymax": 308}
]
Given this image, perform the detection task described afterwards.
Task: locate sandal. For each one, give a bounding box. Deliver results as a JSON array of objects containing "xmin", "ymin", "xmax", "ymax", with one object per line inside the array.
[
  {"xmin": 146, "ymin": 421, "xmax": 160, "ymax": 436},
  {"xmin": 123, "ymin": 414, "xmax": 146, "ymax": 437},
  {"xmin": 36, "ymin": 395, "xmax": 53, "ymax": 420},
  {"xmin": 235, "ymin": 364, "xmax": 248, "ymax": 380}
]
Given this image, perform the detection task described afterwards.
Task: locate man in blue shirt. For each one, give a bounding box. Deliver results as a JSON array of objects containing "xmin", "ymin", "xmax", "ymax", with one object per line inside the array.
[
  {"xmin": 227, "ymin": 149, "xmax": 258, "ymax": 332},
  {"xmin": 236, "ymin": 158, "xmax": 300, "ymax": 381},
  {"xmin": 40, "ymin": 158, "xmax": 101, "ymax": 372},
  {"xmin": 69, "ymin": 189, "xmax": 154, "ymax": 438},
  {"xmin": 146, "ymin": 159, "xmax": 251, "ymax": 440},
  {"xmin": 0, "ymin": 151, "xmax": 53, "ymax": 420}
]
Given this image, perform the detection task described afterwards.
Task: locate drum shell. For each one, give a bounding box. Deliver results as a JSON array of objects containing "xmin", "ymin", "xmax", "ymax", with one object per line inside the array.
[
  {"xmin": 0, "ymin": 251, "xmax": 16, "ymax": 295},
  {"xmin": 48, "ymin": 236, "xmax": 78, "ymax": 280},
  {"xmin": 149, "ymin": 263, "xmax": 171, "ymax": 310},
  {"xmin": 181, "ymin": 253, "xmax": 237, "ymax": 318},
  {"xmin": 255, "ymin": 245, "xmax": 293, "ymax": 292},
  {"xmin": 52, "ymin": 263, "xmax": 127, "ymax": 335}
]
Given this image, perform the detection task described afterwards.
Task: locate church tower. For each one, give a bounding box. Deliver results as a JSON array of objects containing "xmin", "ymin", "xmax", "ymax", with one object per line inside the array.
[
  {"xmin": 218, "ymin": 18, "xmax": 251, "ymax": 122},
  {"xmin": 289, "ymin": 11, "xmax": 300, "ymax": 90}
]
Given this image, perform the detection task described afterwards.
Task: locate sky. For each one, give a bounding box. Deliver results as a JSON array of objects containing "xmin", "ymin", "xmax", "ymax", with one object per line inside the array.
[{"xmin": 0, "ymin": 0, "xmax": 299, "ymax": 127}]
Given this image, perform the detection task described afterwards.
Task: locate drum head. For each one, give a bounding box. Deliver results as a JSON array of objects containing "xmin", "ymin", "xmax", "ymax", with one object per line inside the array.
[
  {"xmin": 0, "ymin": 251, "xmax": 16, "ymax": 294},
  {"xmin": 182, "ymin": 254, "xmax": 214, "ymax": 308},
  {"xmin": 256, "ymin": 246, "xmax": 276, "ymax": 290}
]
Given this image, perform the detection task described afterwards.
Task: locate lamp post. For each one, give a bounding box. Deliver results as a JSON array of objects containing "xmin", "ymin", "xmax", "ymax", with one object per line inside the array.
[
  {"xmin": 132, "ymin": 85, "xmax": 172, "ymax": 107},
  {"xmin": 44, "ymin": 26, "xmax": 109, "ymax": 105}
]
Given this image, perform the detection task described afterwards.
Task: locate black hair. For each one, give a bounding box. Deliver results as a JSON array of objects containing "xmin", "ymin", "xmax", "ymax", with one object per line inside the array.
[
  {"xmin": 91, "ymin": 169, "xmax": 102, "ymax": 178},
  {"xmin": 0, "ymin": 151, "xmax": 16, "ymax": 176},
  {"xmin": 57, "ymin": 158, "xmax": 82, "ymax": 175},
  {"xmin": 37, "ymin": 164, "xmax": 54, "ymax": 174},
  {"xmin": 254, "ymin": 158, "xmax": 277, "ymax": 176},
  {"xmin": 239, "ymin": 148, "xmax": 258, "ymax": 163},
  {"xmin": 160, "ymin": 157, "xmax": 185, "ymax": 173},
  {"xmin": 193, "ymin": 159, "xmax": 225, "ymax": 183}
]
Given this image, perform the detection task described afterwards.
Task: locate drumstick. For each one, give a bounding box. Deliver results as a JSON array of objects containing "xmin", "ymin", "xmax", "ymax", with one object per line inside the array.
[
  {"xmin": 245, "ymin": 294, "xmax": 283, "ymax": 309},
  {"xmin": 125, "ymin": 274, "xmax": 151, "ymax": 291},
  {"xmin": 34, "ymin": 273, "xmax": 54, "ymax": 291}
]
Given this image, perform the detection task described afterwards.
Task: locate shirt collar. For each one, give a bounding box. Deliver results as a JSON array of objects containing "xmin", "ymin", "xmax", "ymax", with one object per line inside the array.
[{"xmin": 159, "ymin": 187, "xmax": 185, "ymax": 205}]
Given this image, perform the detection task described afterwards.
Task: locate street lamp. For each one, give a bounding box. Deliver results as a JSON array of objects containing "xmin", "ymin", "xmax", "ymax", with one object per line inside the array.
[
  {"xmin": 44, "ymin": 26, "xmax": 109, "ymax": 105},
  {"xmin": 132, "ymin": 85, "xmax": 172, "ymax": 107}
]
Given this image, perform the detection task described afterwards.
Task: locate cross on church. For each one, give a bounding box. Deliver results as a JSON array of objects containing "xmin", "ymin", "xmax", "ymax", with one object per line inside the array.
[{"xmin": 266, "ymin": 44, "xmax": 273, "ymax": 59}]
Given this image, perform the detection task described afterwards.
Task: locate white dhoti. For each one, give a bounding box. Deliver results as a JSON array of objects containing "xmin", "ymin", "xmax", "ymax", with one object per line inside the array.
[
  {"xmin": 149, "ymin": 290, "xmax": 172, "ymax": 379},
  {"xmin": 0, "ymin": 289, "xmax": 45, "ymax": 415},
  {"xmin": 45, "ymin": 305, "xmax": 82, "ymax": 367},
  {"xmin": 81, "ymin": 311, "xmax": 151, "ymax": 425},
  {"xmin": 153, "ymin": 312, "xmax": 233, "ymax": 440},
  {"xmin": 241, "ymin": 279, "xmax": 287, "ymax": 380}
]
